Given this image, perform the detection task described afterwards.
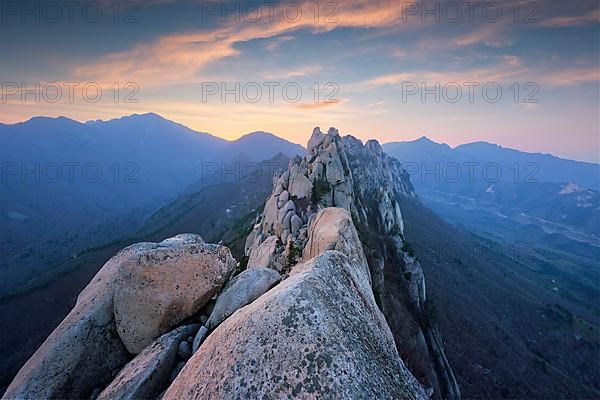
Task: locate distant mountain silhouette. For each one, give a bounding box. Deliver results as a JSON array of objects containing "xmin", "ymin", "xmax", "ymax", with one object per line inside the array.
[
  {"xmin": 383, "ymin": 136, "xmax": 600, "ymax": 242},
  {"xmin": 384, "ymin": 137, "xmax": 599, "ymax": 189},
  {"xmin": 0, "ymin": 113, "xmax": 304, "ymax": 296},
  {"xmin": 227, "ymin": 131, "xmax": 305, "ymax": 162}
]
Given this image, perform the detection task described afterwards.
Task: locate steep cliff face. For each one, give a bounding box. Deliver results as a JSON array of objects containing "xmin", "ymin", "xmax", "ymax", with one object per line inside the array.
[{"xmin": 243, "ymin": 127, "xmax": 459, "ymax": 399}]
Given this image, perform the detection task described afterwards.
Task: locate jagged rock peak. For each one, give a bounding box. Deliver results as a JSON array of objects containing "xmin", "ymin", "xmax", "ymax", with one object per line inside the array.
[
  {"xmin": 244, "ymin": 126, "xmax": 459, "ymax": 399},
  {"xmin": 244, "ymin": 126, "xmax": 416, "ymax": 272},
  {"xmin": 307, "ymin": 126, "xmax": 325, "ymax": 154},
  {"xmin": 365, "ymin": 138, "xmax": 383, "ymax": 156}
]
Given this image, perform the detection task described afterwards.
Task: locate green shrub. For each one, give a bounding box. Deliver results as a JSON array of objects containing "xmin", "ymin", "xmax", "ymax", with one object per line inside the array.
[
  {"xmin": 401, "ymin": 240, "xmax": 415, "ymax": 257},
  {"xmin": 287, "ymin": 242, "xmax": 301, "ymax": 267},
  {"xmin": 239, "ymin": 255, "xmax": 249, "ymax": 270},
  {"xmin": 311, "ymin": 178, "xmax": 330, "ymax": 203},
  {"xmin": 390, "ymin": 224, "xmax": 403, "ymax": 236}
]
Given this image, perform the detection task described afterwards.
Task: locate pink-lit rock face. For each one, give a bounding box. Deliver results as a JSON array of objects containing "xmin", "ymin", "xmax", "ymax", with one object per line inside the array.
[{"xmin": 113, "ymin": 234, "xmax": 236, "ymax": 354}]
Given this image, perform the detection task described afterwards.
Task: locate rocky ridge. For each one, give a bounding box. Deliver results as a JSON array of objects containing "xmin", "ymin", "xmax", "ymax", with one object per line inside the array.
[
  {"xmin": 242, "ymin": 127, "xmax": 459, "ymax": 398},
  {"xmin": 3, "ymin": 127, "xmax": 459, "ymax": 400},
  {"xmin": 166, "ymin": 212, "xmax": 426, "ymax": 399}
]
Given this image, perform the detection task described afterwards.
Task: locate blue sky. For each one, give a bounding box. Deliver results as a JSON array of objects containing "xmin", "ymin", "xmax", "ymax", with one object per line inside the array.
[{"xmin": 1, "ymin": 0, "xmax": 598, "ymax": 161}]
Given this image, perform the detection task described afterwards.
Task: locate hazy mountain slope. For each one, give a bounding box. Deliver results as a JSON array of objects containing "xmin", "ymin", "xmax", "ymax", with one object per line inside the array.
[
  {"xmin": 135, "ymin": 154, "xmax": 290, "ymax": 258},
  {"xmin": 226, "ymin": 131, "xmax": 304, "ymax": 162},
  {"xmin": 455, "ymin": 141, "xmax": 600, "ymax": 189},
  {"xmin": 0, "ymin": 114, "xmax": 303, "ymax": 296},
  {"xmin": 384, "ymin": 137, "xmax": 600, "ymax": 398},
  {"xmin": 383, "ymin": 138, "xmax": 600, "ymax": 240},
  {"xmin": 399, "ymin": 197, "xmax": 600, "ymax": 399},
  {"xmin": 384, "ymin": 136, "xmax": 474, "ymax": 167},
  {"xmin": 384, "ymin": 138, "xmax": 599, "ymax": 190}
]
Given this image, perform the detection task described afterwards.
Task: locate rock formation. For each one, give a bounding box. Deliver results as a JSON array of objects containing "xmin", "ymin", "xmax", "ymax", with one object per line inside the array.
[
  {"xmin": 165, "ymin": 250, "xmax": 427, "ymax": 400},
  {"xmin": 3, "ymin": 234, "xmax": 235, "ymax": 400},
  {"xmin": 242, "ymin": 127, "xmax": 460, "ymax": 399},
  {"xmin": 3, "ymin": 127, "xmax": 459, "ymax": 400},
  {"xmin": 204, "ymin": 267, "xmax": 281, "ymax": 330},
  {"xmin": 97, "ymin": 324, "xmax": 199, "ymax": 400},
  {"xmin": 113, "ymin": 234, "xmax": 236, "ymax": 354}
]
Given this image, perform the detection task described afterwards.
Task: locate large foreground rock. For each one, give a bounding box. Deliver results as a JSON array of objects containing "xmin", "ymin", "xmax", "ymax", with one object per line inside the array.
[
  {"xmin": 97, "ymin": 324, "xmax": 199, "ymax": 400},
  {"xmin": 163, "ymin": 251, "xmax": 427, "ymax": 400},
  {"xmin": 4, "ymin": 234, "xmax": 235, "ymax": 399},
  {"xmin": 114, "ymin": 234, "xmax": 236, "ymax": 353},
  {"xmin": 3, "ymin": 243, "xmax": 143, "ymax": 400},
  {"xmin": 206, "ymin": 267, "xmax": 281, "ymax": 330}
]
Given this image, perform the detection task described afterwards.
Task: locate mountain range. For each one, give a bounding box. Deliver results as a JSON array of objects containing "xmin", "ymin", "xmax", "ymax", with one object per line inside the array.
[
  {"xmin": 1, "ymin": 124, "xmax": 598, "ymax": 400},
  {"xmin": 383, "ymin": 137, "xmax": 600, "ymax": 242},
  {"xmin": 1, "ymin": 114, "xmax": 598, "ymax": 399},
  {"xmin": 0, "ymin": 113, "xmax": 303, "ymax": 296},
  {"xmin": 384, "ymin": 136, "xmax": 599, "ymax": 190}
]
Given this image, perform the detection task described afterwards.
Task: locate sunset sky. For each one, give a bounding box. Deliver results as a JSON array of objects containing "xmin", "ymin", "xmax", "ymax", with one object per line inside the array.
[{"xmin": 1, "ymin": 0, "xmax": 598, "ymax": 161}]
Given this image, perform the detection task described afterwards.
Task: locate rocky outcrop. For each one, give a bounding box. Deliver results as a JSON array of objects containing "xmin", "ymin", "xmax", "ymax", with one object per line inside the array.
[
  {"xmin": 113, "ymin": 234, "xmax": 236, "ymax": 353},
  {"xmin": 242, "ymin": 127, "xmax": 459, "ymax": 399},
  {"xmin": 243, "ymin": 127, "xmax": 356, "ymax": 273},
  {"xmin": 205, "ymin": 267, "xmax": 281, "ymax": 330},
  {"xmin": 97, "ymin": 324, "xmax": 199, "ymax": 400},
  {"xmin": 247, "ymin": 235, "xmax": 279, "ymax": 270},
  {"xmin": 345, "ymin": 136, "xmax": 459, "ymax": 399},
  {"xmin": 3, "ymin": 243, "xmax": 139, "ymax": 400},
  {"xmin": 346, "ymin": 137, "xmax": 459, "ymax": 400},
  {"xmin": 288, "ymin": 163, "xmax": 313, "ymax": 199},
  {"xmin": 4, "ymin": 234, "xmax": 235, "ymax": 399},
  {"xmin": 164, "ymin": 250, "xmax": 428, "ymax": 400},
  {"xmin": 189, "ymin": 268, "xmax": 282, "ymax": 354},
  {"xmin": 303, "ymin": 207, "xmax": 367, "ymax": 268}
]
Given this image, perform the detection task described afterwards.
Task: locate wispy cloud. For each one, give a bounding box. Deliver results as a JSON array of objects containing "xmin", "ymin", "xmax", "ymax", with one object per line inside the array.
[
  {"xmin": 367, "ymin": 100, "xmax": 387, "ymax": 108},
  {"xmin": 295, "ymin": 98, "xmax": 349, "ymax": 110},
  {"xmin": 537, "ymin": 67, "xmax": 600, "ymax": 86},
  {"xmin": 356, "ymin": 57, "xmax": 529, "ymax": 90},
  {"xmin": 453, "ymin": 23, "xmax": 512, "ymax": 48},
  {"xmin": 540, "ymin": 8, "xmax": 600, "ymax": 27},
  {"xmin": 264, "ymin": 36, "xmax": 295, "ymax": 51},
  {"xmin": 263, "ymin": 65, "xmax": 323, "ymax": 80},
  {"xmin": 355, "ymin": 65, "xmax": 599, "ymax": 94},
  {"xmin": 72, "ymin": 0, "xmax": 418, "ymax": 86}
]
